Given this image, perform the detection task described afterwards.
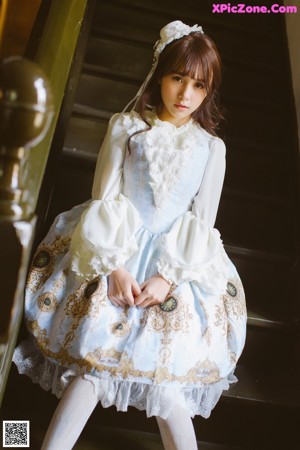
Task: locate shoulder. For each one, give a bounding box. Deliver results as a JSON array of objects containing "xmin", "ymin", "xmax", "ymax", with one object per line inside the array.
[
  {"xmin": 193, "ymin": 122, "xmax": 226, "ymax": 156},
  {"xmin": 108, "ymin": 111, "xmax": 146, "ymax": 135}
]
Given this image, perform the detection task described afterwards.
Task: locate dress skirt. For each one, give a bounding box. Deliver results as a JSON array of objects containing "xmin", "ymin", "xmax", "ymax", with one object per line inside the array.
[{"xmin": 13, "ymin": 200, "xmax": 247, "ymax": 419}]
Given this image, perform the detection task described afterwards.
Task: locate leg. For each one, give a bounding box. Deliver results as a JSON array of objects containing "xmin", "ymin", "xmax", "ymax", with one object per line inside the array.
[
  {"xmin": 41, "ymin": 375, "xmax": 99, "ymax": 450},
  {"xmin": 156, "ymin": 404, "xmax": 198, "ymax": 450}
]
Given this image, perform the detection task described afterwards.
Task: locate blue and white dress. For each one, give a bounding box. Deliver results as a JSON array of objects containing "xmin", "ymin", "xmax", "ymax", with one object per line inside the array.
[{"xmin": 13, "ymin": 111, "xmax": 247, "ymax": 419}]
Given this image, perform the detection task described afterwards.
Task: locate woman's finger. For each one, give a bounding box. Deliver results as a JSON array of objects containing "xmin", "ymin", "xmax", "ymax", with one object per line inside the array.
[
  {"xmin": 139, "ymin": 281, "xmax": 147, "ymax": 291},
  {"xmin": 132, "ymin": 279, "xmax": 142, "ymax": 296},
  {"xmin": 123, "ymin": 291, "xmax": 135, "ymax": 306},
  {"xmin": 137, "ymin": 298, "xmax": 157, "ymax": 308},
  {"xmin": 135, "ymin": 291, "xmax": 147, "ymax": 305},
  {"xmin": 108, "ymin": 298, "xmax": 119, "ymax": 307}
]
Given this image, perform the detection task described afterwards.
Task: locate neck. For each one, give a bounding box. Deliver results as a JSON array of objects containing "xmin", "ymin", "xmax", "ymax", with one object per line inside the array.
[{"xmin": 156, "ymin": 110, "xmax": 191, "ymax": 128}]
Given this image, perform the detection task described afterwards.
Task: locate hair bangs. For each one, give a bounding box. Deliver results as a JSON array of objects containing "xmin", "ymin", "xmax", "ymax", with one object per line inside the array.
[{"xmin": 161, "ymin": 38, "xmax": 213, "ymax": 91}]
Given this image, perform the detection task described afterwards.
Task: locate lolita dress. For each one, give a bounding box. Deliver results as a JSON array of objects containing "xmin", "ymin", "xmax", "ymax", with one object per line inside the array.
[{"xmin": 13, "ymin": 111, "xmax": 247, "ymax": 419}]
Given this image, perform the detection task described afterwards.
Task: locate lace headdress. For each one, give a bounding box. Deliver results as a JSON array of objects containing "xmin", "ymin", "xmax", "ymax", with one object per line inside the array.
[{"xmin": 122, "ymin": 20, "xmax": 204, "ymax": 112}]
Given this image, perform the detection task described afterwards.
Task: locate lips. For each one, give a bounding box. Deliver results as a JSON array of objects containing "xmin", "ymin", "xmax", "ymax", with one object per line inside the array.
[{"xmin": 174, "ymin": 104, "xmax": 188, "ymax": 110}]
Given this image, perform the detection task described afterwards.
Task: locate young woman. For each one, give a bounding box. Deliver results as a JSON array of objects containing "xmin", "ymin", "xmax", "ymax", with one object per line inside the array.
[{"xmin": 13, "ymin": 20, "xmax": 247, "ymax": 450}]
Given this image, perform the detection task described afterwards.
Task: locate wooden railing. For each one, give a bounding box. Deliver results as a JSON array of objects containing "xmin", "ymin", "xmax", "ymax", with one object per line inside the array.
[{"xmin": 0, "ymin": 0, "xmax": 92, "ymax": 407}]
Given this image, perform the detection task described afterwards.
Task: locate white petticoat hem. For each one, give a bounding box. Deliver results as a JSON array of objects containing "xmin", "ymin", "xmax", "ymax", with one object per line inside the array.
[{"xmin": 12, "ymin": 338, "xmax": 237, "ymax": 420}]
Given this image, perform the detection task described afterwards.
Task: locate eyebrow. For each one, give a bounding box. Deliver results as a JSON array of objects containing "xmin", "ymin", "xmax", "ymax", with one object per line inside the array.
[{"xmin": 172, "ymin": 71, "xmax": 205, "ymax": 82}]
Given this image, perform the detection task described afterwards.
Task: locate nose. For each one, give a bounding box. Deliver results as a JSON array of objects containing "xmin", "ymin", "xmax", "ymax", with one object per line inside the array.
[{"xmin": 178, "ymin": 84, "xmax": 190, "ymax": 100}]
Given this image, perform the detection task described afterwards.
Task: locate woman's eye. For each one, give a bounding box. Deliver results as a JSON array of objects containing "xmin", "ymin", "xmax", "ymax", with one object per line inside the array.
[
  {"xmin": 195, "ymin": 82, "xmax": 205, "ymax": 89},
  {"xmin": 172, "ymin": 75, "xmax": 182, "ymax": 82}
]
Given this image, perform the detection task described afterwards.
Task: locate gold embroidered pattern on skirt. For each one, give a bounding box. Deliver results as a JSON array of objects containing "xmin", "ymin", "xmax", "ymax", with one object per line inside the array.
[
  {"xmin": 38, "ymin": 293, "xmax": 58, "ymax": 313},
  {"xmin": 111, "ymin": 307, "xmax": 131, "ymax": 337},
  {"xmin": 27, "ymin": 235, "xmax": 71, "ymax": 292},
  {"xmin": 27, "ymin": 319, "xmax": 221, "ymax": 385},
  {"xmin": 141, "ymin": 293, "xmax": 192, "ymax": 334},
  {"xmin": 37, "ymin": 272, "xmax": 66, "ymax": 313},
  {"xmin": 64, "ymin": 277, "xmax": 106, "ymax": 319},
  {"xmin": 185, "ymin": 359, "xmax": 221, "ymax": 384},
  {"xmin": 85, "ymin": 347, "xmax": 122, "ymax": 366},
  {"xmin": 141, "ymin": 293, "xmax": 193, "ymax": 366},
  {"xmin": 26, "ymin": 319, "xmax": 49, "ymax": 347},
  {"xmin": 63, "ymin": 277, "xmax": 107, "ymax": 347},
  {"xmin": 214, "ymin": 302, "xmax": 228, "ymax": 336},
  {"xmin": 223, "ymin": 278, "xmax": 246, "ymax": 320}
]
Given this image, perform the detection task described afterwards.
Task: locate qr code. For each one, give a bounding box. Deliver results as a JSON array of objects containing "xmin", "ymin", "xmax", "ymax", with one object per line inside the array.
[{"xmin": 2, "ymin": 421, "xmax": 30, "ymax": 448}]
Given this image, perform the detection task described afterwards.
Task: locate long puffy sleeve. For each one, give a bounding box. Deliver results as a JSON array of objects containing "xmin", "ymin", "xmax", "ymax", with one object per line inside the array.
[
  {"xmin": 70, "ymin": 114, "xmax": 142, "ymax": 279},
  {"xmin": 157, "ymin": 137, "xmax": 230, "ymax": 294}
]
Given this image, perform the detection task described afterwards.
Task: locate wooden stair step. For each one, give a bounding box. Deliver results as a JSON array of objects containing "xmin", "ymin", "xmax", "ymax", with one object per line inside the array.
[
  {"xmin": 246, "ymin": 309, "xmax": 298, "ymax": 331},
  {"xmin": 225, "ymin": 148, "xmax": 290, "ymax": 196},
  {"xmin": 239, "ymin": 324, "xmax": 296, "ymax": 369},
  {"xmin": 223, "ymin": 103, "xmax": 290, "ymax": 150},
  {"xmin": 222, "ymin": 67, "xmax": 288, "ymax": 109},
  {"xmin": 64, "ymin": 115, "xmax": 107, "ymax": 156},
  {"xmin": 75, "ymin": 73, "xmax": 138, "ymax": 113},
  {"xmin": 226, "ymin": 365, "xmax": 300, "ymax": 409},
  {"xmin": 216, "ymin": 194, "xmax": 294, "ymax": 253},
  {"xmin": 84, "ymin": 36, "xmax": 152, "ymax": 82},
  {"xmin": 227, "ymin": 246, "xmax": 297, "ymax": 315}
]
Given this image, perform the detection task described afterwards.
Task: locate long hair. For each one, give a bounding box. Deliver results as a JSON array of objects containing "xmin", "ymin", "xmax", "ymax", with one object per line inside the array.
[{"xmin": 137, "ymin": 31, "xmax": 223, "ymax": 136}]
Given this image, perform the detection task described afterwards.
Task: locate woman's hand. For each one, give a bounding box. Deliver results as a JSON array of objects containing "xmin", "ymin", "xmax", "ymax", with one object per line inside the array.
[
  {"xmin": 108, "ymin": 268, "xmax": 141, "ymax": 307},
  {"xmin": 135, "ymin": 275, "xmax": 172, "ymax": 308}
]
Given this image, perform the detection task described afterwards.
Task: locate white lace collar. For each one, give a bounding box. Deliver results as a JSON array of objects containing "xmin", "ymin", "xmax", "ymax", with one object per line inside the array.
[
  {"xmin": 120, "ymin": 110, "xmax": 195, "ymax": 135},
  {"xmin": 146, "ymin": 110, "xmax": 194, "ymax": 134}
]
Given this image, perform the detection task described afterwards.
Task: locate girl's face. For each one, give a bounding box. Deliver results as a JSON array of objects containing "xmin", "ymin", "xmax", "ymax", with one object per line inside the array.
[{"xmin": 158, "ymin": 72, "xmax": 207, "ymax": 127}]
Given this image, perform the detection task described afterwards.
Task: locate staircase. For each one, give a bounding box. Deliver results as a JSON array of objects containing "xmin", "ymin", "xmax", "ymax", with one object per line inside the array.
[{"xmin": 2, "ymin": 1, "xmax": 300, "ymax": 449}]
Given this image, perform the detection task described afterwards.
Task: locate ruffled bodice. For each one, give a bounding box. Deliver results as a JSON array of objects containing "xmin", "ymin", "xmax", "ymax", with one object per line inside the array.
[{"xmin": 122, "ymin": 112, "xmax": 210, "ymax": 233}]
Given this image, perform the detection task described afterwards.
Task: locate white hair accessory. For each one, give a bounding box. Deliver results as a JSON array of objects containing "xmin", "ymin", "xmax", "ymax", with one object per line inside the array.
[
  {"xmin": 153, "ymin": 20, "xmax": 204, "ymax": 62},
  {"xmin": 121, "ymin": 20, "xmax": 204, "ymax": 113}
]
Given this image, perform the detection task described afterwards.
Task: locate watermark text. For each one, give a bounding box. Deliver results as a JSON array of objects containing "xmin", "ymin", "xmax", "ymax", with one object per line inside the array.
[{"xmin": 212, "ymin": 3, "xmax": 297, "ymax": 13}]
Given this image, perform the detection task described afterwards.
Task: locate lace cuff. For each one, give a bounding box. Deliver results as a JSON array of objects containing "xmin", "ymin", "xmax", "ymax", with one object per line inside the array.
[
  {"xmin": 70, "ymin": 194, "xmax": 142, "ymax": 279},
  {"xmin": 156, "ymin": 212, "xmax": 230, "ymax": 294}
]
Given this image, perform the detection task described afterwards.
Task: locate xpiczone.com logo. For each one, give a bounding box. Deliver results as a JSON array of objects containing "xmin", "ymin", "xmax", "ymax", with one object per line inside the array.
[{"xmin": 212, "ymin": 3, "xmax": 297, "ymax": 13}]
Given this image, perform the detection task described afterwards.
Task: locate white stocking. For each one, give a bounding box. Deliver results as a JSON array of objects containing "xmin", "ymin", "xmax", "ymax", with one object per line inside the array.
[
  {"xmin": 156, "ymin": 404, "xmax": 198, "ymax": 450},
  {"xmin": 41, "ymin": 375, "xmax": 99, "ymax": 450}
]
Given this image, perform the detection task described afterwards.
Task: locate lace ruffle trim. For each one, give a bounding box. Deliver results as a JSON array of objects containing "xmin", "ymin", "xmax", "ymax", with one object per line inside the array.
[
  {"xmin": 70, "ymin": 238, "xmax": 139, "ymax": 279},
  {"xmin": 13, "ymin": 339, "xmax": 237, "ymax": 419},
  {"xmin": 120, "ymin": 112, "xmax": 200, "ymax": 208},
  {"xmin": 69, "ymin": 194, "xmax": 142, "ymax": 279},
  {"xmin": 156, "ymin": 213, "xmax": 231, "ymax": 293},
  {"xmin": 157, "ymin": 245, "xmax": 230, "ymax": 294}
]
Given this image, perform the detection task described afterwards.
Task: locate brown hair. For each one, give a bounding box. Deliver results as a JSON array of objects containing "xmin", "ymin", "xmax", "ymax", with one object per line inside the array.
[{"xmin": 136, "ymin": 31, "xmax": 224, "ymax": 136}]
